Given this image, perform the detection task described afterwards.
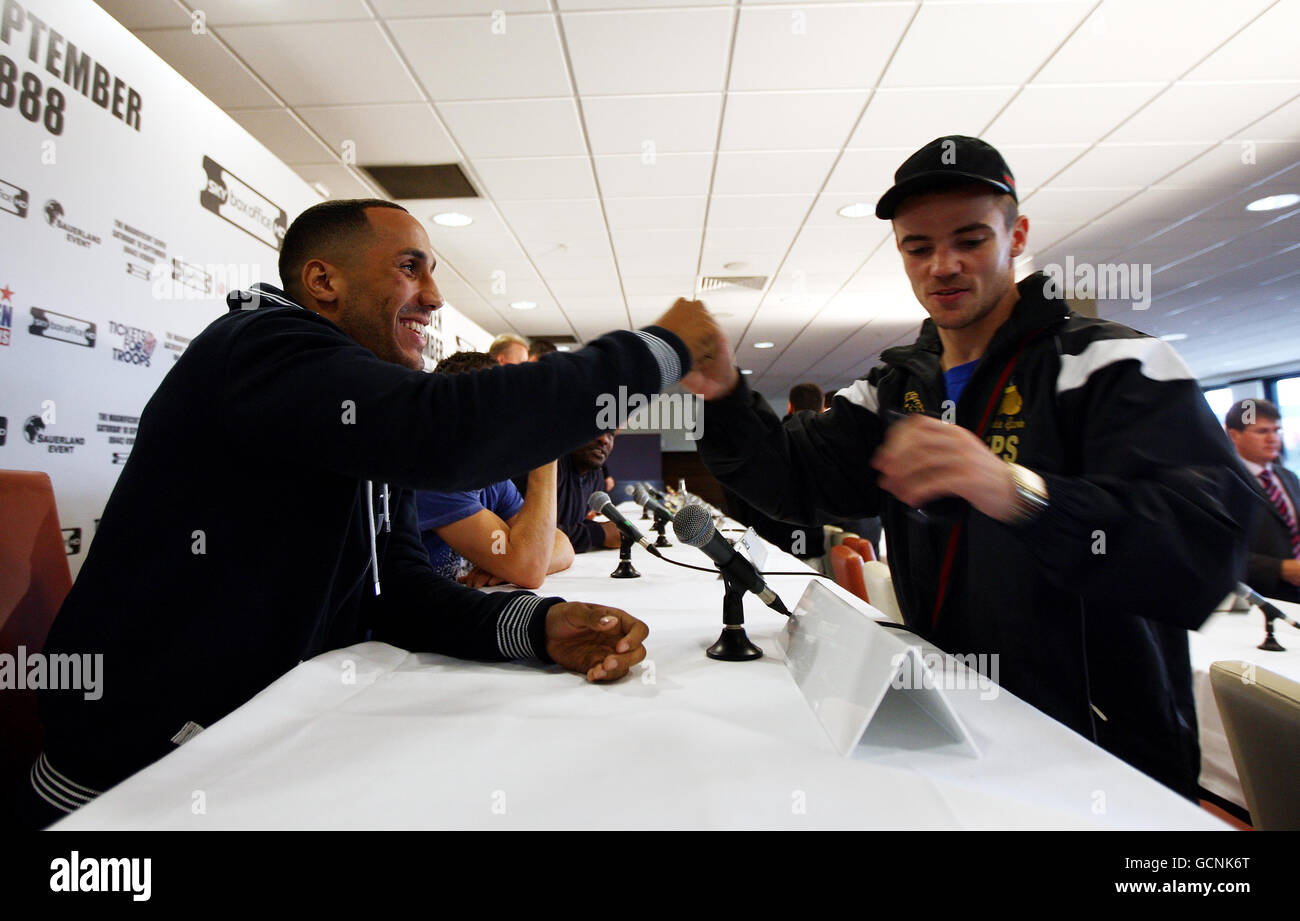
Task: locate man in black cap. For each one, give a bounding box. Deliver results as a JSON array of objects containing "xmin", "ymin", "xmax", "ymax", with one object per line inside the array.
[{"xmin": 684, "ymin": 136, "xmax": 1253, "ymax": 798}]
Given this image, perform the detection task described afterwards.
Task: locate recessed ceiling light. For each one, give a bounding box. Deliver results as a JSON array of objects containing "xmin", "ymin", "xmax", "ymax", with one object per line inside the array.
[
  {"xmin": 311, "ymin": 181, "xmax": 331, "ymax": 198},
  {"xmin": 509, "ymin": 301, "xmax": 537, "ymax": 310},
  {"xmin": 1158, "ymin": 333, "xmax": 1188, "ymax": 342},
  {"xmin": 740, "ymin": 369, "xmax": 753, "ymax": 375},
  {"xmin": 837, "ymin": 202, "xmax": 873, "ymax": 219},
  {"xmin": 753, "ymin": 341, "xmax": 775, "ymax": 349},
  {"xmin": 1245, "ymin": 193, "xmax": 1300, "ymax": 212},
  {"xmin": 556, "ymin": 345, "xmax": 570, "ymax": 352},
  {"xmin": 723, "ymin": 261, "xmax": 751, "ymax": 271},
  {"xmin": 713, "ymin": 311, "xmax": 734, "ymax": 318},
  {"xmin": 432, "ymin": 211, "xmax": 473, "ymax": 227}
]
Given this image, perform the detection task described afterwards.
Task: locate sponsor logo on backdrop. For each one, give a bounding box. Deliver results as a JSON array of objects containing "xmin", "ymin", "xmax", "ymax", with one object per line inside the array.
[
  {"xmin": 43, "ymin": 200, "xmax": 102, "ymax": 249},
  {"xmin": 164, "ymin": 331, "xmax": 191, "ymax": 361},
  {"xmin": 0, "ymin": 282, "xmax": 12, "ymax": 346},
  {"xmin": 29, "ymin": 306, "xmax": 96, "ymax": 348},
  {"xmin": 61, "ymin": 528, "xmax": 81, "ymax": 555},
  {"xmin": 170, "ymin": 257, "xmax": 212, "ymax": 296},
  {"xmin": 22, "ymin": 414, "xmax": 85, "ymax": 454},
  {"xmin": 199, "ymin": 156, "xmax": 287, "ymax": 251},
  {"xmin": 0, "ymin": 178, "xmax": 29, "ymax": 218},
  {"xmin": 112, "ymin": 219, "xmax": 168, "ymax": 281},
  {"xmin": 0, "ymin": 416, "xmax": 7, "ymax": 445},
  {"xmin": 108, "ymin": 321, "xmax": 157, "ymax": 367},
  {"xmin": 111, "ymin": 451, "xmax": 130, "ymax": 464}
]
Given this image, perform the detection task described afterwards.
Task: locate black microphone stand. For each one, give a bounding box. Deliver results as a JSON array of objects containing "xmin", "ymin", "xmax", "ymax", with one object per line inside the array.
[
  {"xmin": 707, "ymin": 574, "xmax": 763, "ymax": 661},
  {"xmin": 1259, "ymin": 608, "xmax": 1286, "ymax": 652},
  {"xmin": 611, "ymin": 532, "xmax": 640, "ymax": 579},
  {"xmin": 650, "ymin": 513, "xmax": 673, "ymax": 548}
]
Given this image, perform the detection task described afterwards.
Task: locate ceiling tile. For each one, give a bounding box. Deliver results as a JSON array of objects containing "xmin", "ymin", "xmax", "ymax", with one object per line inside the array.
[
  {"xmin": 441, "ymin": 99, "xmax": 585, "ymax": 158},
  {"xmin": 848, "ymin": 86, "xmax": 1017, "ymax": 150},
  {"xmin": 296, "ymin": 104, "xmax": 460, "ymax": 165},
  {"xmin": 228, "ymin": 108, "xmax": 336, "ymax": 164},
  {"xmin": 721, "ymin": 91, "xmax": 867, "ymax": 151},
  {"xmin": 219, "ymin": 21, "xmax": 422, "ymax": 105},
  {"xmin": 1186, "ymin": 0, "xmax": 1300, "ymax": 82},
  {"xmin": 474, "ymin": 158, "xmax": 598, "ymax": 200},
  {"xmin": 391, "ymin": 14, "xmax": 571, "ymax": 101},
  {"xmin": 712, "ymin": 150, "xmax": 838, "ymax": 195},
  {"xmin": 562, "ymin": 8, "xmax": 733, "ymax": 95},
  {"xmin": 883, "ymin": 1, "xmax": 1092, "ymax": 88},
  {"xmin": 1050, "ymin": 142, "xmax": 1213, "ymax": 188},
  {"xmin": 1107, "ymin": 82, "xmax": 1300, "ymax": 145},
  {"xmin": 730, "ymin": 4, "xmax": 915, "ymax": 91},
  {"xmin": 706, "ymin": 194, "xmax": 815, "ymax": 228},
  {"xmin": 604, "ymin": 197, "xmax": 708, "ymax": 231},
  {"xmin": 983, "ymin": 84, "xmax": 1163, "ymax": 146},
  {"xmin": 201, "ymin": 0, "xmax": 370, "ymax": 24},
  {"xmin": 291, "ymin": 164, "xmax": 374, "ymax": 199},
  {"xmin": 593, "ymin": 153, "xmax": 714, "ymax": 198},
  {"xmin": 582, "ymin": 94, "xmax": 723, "ymax": 156},
  {"xmin": 94, "ymin": 0, "xmax": 192, "ymax": 29}
]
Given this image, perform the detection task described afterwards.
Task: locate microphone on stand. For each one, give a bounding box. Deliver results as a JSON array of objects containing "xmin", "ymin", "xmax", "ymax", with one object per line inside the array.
[
  {"xmin": 588, "ymin": 492, "xmax": 662, "ymax": 559},
  {"xmin": 672, "ymin": 504, "xmax": 789, "ymax": 616}
]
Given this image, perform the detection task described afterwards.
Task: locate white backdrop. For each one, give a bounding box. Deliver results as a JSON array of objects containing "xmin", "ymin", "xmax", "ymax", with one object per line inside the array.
[{"xmin": 0, "ymin": 0, "xmax": 486, "ymax": 577}]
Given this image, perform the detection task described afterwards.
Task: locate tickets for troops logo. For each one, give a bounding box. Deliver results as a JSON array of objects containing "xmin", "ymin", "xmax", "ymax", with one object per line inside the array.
[
  {"xmin": 199, "ymin": 155, "xmax": 287, "ymax": 251},
  {"xmin": 109, "ymin": 321, "xmax": 157, "ymax": 367}
]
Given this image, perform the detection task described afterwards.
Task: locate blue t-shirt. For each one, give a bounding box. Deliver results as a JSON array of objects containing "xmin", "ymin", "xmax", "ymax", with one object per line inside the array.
[
  {"xmin": 943, "ymin": 359, "xmax": 980, "ymax": 405},
  {"xmin": 416, "ymin": 480, "xmax": 525, "ymax": 580}
]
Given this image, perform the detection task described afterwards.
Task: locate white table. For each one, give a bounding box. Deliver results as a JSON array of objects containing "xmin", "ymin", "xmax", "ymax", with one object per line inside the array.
[
  {"xmin": 1191, "ymin": 598, "xmax": 1300, "ymax": 810},
  {"xmin": 55, "ymin": 512, "xmax": 1225, "ymax": 830}
]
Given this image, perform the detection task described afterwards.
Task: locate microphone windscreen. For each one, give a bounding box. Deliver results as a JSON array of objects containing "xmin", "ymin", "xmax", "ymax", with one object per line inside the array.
[
  {"xmin": 633, "ymin": 484, "xmax": 648, "ymax": 504},
  {"xmin": 624, "ymin": 484, "xmax": 635, "ymax": 496},
  {"xmin": 672, "ymin": 503, "xmax": 714, "ymax": 547},
  {"xmin": 588, "ymin": 491, "xmax": 611, "ymax": 514}
]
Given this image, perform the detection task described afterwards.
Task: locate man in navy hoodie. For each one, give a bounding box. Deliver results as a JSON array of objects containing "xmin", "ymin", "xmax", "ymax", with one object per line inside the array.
[{"xmin": 20, "ymin": 199, "xmax": 720, "ymax": 827}]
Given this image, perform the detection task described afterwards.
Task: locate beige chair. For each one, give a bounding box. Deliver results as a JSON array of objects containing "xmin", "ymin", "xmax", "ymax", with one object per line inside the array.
[{"xmin": 1210, "ymin": 660, "xmax": 1300, "ymax": 830}]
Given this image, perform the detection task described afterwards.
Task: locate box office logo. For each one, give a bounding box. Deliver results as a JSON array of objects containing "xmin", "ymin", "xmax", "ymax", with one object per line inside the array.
[
  {"xmin": 199, "ymin": 156, "xmax": 287, "ymax": 252},
  {"xmin": 62, "ymin": 527, "xmax": 82, "ymax": 555},
  {"xmin": 108, "ymin": 321, "xmax": 157, "ymax": 367},
  {"xmin": 0, "ymin": 178, "xmax": 29, "ymax": 218},
  {"xmin": 29, "ymin": 306, "xmax": 96, "ymax": 348}
]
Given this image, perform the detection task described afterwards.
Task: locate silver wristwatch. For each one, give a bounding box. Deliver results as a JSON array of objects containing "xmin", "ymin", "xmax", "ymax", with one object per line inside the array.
[{"xmin": 1006, "ymin": 463, "xmax": 1049, "ymax": 524}]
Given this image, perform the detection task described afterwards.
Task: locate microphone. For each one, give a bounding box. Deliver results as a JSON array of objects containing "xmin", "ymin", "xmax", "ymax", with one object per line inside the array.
[
  {"xmin": 642, "ymin": 482, "xmax": 669, "ymax": 504},
  {"xmin": 1236, "ymin": 583, "xmax": 1300, "ymax": 629},
  {"xmin": 633, "ymin": 484, "xmax": 673, "ymax": 523},
  {"xmin": 588, "ymin": 491, "xmax": 662, "ymax": 558},
  {"xmin": 672, "ymin": 504, "xmax": 789, "ymax": 616}
]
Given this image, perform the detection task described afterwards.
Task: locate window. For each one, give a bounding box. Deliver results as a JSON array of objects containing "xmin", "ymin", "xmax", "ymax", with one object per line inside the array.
[
  {"xmin": 1202, "ymin": 387, "xmax": 1235, "ymax": 425},
  {"xmin": 1275, "ymin": 376, "xmax": 1300, "ymax": 460}
]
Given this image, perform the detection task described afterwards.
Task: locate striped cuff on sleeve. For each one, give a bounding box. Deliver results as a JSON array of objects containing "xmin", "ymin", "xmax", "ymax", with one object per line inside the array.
[
  {"xmin": 30, "ymin": 752, "xmax": 103, "ymax": 815},
  {"xmin": 634, "ymin": 330, "xmax": 684, "ymax": 391},
  {"xmin": 495, "ymin": 593, "xmax": 561, "ymax": 661}
]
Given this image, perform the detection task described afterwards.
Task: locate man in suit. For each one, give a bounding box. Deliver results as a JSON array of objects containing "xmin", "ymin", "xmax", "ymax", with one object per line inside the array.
[{"xmin": 1226, "ymin": 398, "xmax": 1300, "ymax": 603}]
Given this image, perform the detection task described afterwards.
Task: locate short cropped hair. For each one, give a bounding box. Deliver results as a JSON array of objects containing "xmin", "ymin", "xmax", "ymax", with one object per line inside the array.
[
  {"xmin": 434, "ymin": 351, "xmax": 497, "ymax": 376},
  {"xmin": 279, "ymin": 199, "xmax": 407, "ymax": 304},
  {"xmin": 1225, "ymin": 398, "xmax": 1280, "ymax": 432},
  {"xmin": 529, "ymin": 339, "xmax": 558, "ymax": 359},
  {"xmin": 788, "ymin": 382, "xmax": 825, "ymax": 414},
  {"xmin": 488, "ymin": 333, "xmax": 529, "ymax": 360}
]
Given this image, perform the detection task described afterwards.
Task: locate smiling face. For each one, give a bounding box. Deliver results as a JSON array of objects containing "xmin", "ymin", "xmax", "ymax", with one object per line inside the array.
[
  {"xmin": 892, "ymin": 185, "xmax": 1027, "ymax": 336},
  {"xmin": 302, "ymin": 207, "xmax": 443, "ymax": 371}
]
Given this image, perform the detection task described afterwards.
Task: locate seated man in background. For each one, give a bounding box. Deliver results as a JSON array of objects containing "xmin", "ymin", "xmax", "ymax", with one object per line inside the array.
[
  {"xmin": 1226, "ymin": 398, "xmax": 1300, "ymax": 603},
  {"xmin": 520, "ymin": 433, "xmax": 621, "ymax": 552},
  {"xmin": 418, "ymin": 351, "xmax": 575, "ymax": 589},
  {"xmin": 488, "ymin": 332, "xmax": 529, "ymax": 365}
]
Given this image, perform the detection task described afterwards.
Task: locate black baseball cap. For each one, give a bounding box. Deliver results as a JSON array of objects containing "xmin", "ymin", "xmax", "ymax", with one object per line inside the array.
[{"xmin": 875, "ymin": 136, "xmax": 1016, "ymax": 219}]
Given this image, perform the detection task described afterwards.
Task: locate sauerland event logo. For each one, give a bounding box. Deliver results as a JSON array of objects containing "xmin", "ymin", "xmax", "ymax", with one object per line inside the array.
[
  {"xmin": 43, "ymin": 199, "xmax": 102, "ymax": 249},
  {"xmin": 22, "ymin": 415, "xmax": 85, "ymax": 454},
  {"xmin": 29, "ymin": 306, "xmax": 96, "ymax": 348},
  {"xmin": 199, "ymin": 156, "xmax": 287, "ymax": 251},
  {"xmin": 108, "ymin": 321, "xmax": 156, "ymax": 367}
]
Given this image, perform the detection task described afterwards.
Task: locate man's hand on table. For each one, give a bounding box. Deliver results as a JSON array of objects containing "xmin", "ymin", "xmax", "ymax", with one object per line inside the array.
[
  {"xmin": 545, "ymin": 601, "xmax": 648, "ymax": 682},
  {"xmin": 459, "ymin": 566, "xmax": 508, "ymax": 588}
]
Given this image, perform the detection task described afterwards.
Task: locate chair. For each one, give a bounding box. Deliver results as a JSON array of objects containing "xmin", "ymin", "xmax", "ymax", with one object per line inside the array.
[
  {"xmin": 0, "ymin": 470, "xmax": 72, "ymax": 804},
  {"xmin": 841, "ymin": 535, "xmax": 877, "ymax": 563},
  {"xmin": 828, "ymin": 544, "xmax": 868, "ymax": 603},
  {"xmin": 1210, "ymin": 660, "xmax": 1300, "ymax": 830}
]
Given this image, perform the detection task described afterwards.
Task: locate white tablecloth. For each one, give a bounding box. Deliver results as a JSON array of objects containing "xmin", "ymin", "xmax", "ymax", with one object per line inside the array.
[
  {"xmin": 1191, "ymin": 598, "xmax": 1300, "ymax": 810},
  {"xmin": 56, "ymin": 511, "xmax": 1224, "ymax": 830}
]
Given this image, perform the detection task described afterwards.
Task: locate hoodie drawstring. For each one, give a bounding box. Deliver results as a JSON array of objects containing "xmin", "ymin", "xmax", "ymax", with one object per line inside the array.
[{"xmin": 365, "ymin": 480, "xmax": 381, "ymax": 596}]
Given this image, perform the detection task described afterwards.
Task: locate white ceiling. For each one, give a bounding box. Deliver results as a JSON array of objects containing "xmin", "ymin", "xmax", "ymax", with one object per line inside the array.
[{"xmin": 98, "ymin": 0, "xmax": 1300, "ymax": 395}]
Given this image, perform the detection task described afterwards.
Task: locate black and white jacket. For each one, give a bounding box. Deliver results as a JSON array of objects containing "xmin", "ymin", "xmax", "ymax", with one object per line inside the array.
[
  {"xmin": 698, "ymin": 272, "xmax": 1254, "ymax": 797},
  {"xmin": 36, "ymin": 283, "xmax": 688, "ymax": 810}
]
